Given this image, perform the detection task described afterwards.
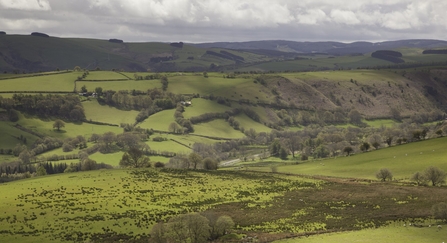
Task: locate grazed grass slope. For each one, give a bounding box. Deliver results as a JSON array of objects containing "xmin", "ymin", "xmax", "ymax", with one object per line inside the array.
[
  {"xmin": 0, "ymin": 169, "xmax": 322, "ymax": 243},
  {"xmin": 269, "ymin": 137, "xmax": 447, "ymax": 180}
]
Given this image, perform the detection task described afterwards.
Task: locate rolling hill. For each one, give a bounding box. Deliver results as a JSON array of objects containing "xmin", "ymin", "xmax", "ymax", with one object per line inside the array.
[{"xmin": 2, "ymin": 34, "xmax": 447, "ymax": 73}]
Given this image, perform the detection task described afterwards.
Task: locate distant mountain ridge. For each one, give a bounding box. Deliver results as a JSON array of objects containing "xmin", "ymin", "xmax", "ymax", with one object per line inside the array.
[{"xmin": 192, "ymin": 39, "xmax": 447, "ymax": 55}]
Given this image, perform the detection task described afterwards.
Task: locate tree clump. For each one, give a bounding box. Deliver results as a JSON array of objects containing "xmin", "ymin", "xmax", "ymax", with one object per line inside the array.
[
  {"xmin": 119, "ymin": 147, "xmax": 150, "ymax": 168},
  {"xmin": 53, "ymin": 119, "xmax": 65, "ymax": 131},
  {"xmin": 376, "ymin": 168, "xmax": 393, "ymax": 181},
  {"xmin": 150, "ymin": 212, "xmax": 234, "ymax": 243}
]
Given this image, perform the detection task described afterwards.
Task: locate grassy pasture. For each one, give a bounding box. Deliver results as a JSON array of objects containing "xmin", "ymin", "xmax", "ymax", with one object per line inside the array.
[
  {"xmin": 182, "ymin": 98, "xmax": 232, "ymax": 118},
  {"xmin": 146, "ymin": 139, "xmax": 191, "ymax": 154},
  {"xmin": 0, "ymin": 122, "xmax": 39, "ymax": 149},
  {"xmin": 234, "ymin": 113, "xmax": 272, "ymax": 133},
  {"xmin": 15, "ymin": 112, "xmax": 122, "ymax": 140},
  {"xmin": 167, "ymin": 74, "xmax": 252, "ymax": 96},
  {"xmin": 138, "ymin": 109, "xmax": 175, "ymax": 131},
  {"xmin": 275, "ymin": 223, "xmax": 446, "ymax": 243},
  {"xmin": 84, "ymin": 71, "xmax": 130, "ymax": 80},
  {"xmin": 88, "ymin": 151, "xmax": 125, "ymax": 167},
  {"xmin": 169, "ymin": 134, "xmax": 220, "ymax": 147},
  {"xmin": 76, "ymin": 80, "xmax": 160, "ymax": 92},
  {"xmin": 193, "ymin": 119, "xmax": 245, "ymax": 139},
  {"xmin": 82, "ymin": 100, "xmax": 139, "ymax": 125},
  {"xmin": 364, "ymin": 119, "xmax": 399, "ymax": 128},
  {"xmin": 0, "ymin": 169, "xmax": 322, "ymax": 243},
  {"xmin": 283, "ymin": 69, "xmax": 400, "ymax": 83},
  {"xmin": 0, "ymin": 154, "xmax": 19, "ymax": 164},
  {"xmin": 0, "ymin": 72, "xmax": 78, "ymax": 92},
  {"xmin": 271, "ymin": 137, "xmax": 447, "ymax": 180}
]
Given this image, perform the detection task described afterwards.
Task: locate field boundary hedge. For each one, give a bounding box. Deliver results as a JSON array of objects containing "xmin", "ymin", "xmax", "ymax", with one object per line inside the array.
[
  {"xmin": 13, "ymin": 124, "xmax": 45, "ymax": 138},
  {"xmin": 152, "ymin": 129, "xmax": 234, "ymax": 141}
]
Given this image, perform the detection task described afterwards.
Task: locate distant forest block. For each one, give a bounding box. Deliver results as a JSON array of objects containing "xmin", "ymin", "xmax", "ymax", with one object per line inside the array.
[
  {"xmin": 109, "ymin": 39, "xmax": 124, "ymax": 43},
  {"xmin": 371, "ymin": 50, "xmax": 404, "ymax": 63},
  {"xmin": 31, "ymin": 32, "xmax": 49, "ymax": 37},
  {"xmin": 170, "ymin": 42, "xmax": 184, "ymax": 48},
  {"xmin": 0, "ymin": 31, "xmax": 6, "ymax": 35}
]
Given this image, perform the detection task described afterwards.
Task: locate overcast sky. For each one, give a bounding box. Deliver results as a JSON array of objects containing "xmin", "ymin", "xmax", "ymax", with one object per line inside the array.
[{"xmin": 0, "ymin": 0, "xmax": 446, "ymax": 43}]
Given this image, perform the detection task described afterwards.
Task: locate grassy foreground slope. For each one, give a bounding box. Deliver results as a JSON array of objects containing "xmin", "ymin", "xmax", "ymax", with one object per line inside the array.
[
  {"xmin": 272, "ymin": 137, "xmax": 447, "ymax": 180},
  {"xmin": 275, "ymin": 224, "xmax": 446, "ymax": 243},
  {"xmin": 0, "ymin": 169, "xmax": 321, "ymax": 243}
]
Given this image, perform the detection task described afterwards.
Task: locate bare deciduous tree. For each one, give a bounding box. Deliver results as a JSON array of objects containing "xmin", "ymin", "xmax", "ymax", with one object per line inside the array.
[
  {"xmin": 376, "ymin": 168, "xmax": 393, "ymax": 181},
  {"xmin": 424, "ymin": 166, "xmax": 446, "ymax": 186}
]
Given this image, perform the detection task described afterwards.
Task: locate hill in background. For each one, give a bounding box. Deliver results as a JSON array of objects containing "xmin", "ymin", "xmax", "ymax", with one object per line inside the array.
[{"xmin": 1, "ymin": 34, "xmax": 447, "ymax": 72}]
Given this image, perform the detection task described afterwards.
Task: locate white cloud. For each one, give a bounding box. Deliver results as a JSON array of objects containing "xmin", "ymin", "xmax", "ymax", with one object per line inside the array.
[
  {"xmin": 0, "ymin": 0, "xmax": 51, "ymax": 11},
  {"xmin": 330, "ymin": 9, "xmax": 360, "ymax": 25},
  {"xmin": 1, "ymin": 0, "xmax": 447, "ymax": 42},
  {"xmin": 296, "ymin": 9, "xmax": 328, "ymax": 25}
]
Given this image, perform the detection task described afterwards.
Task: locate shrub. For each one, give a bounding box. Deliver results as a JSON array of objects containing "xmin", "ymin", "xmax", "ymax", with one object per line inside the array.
[
  {"xmin": 376, "ymin": 168, "xmax": 393, "ymax": 181},
  {"xmin": 424, "ymin": 166, "xmax": 446, "ymax": 186},
  {"xmin": 203, "ymin": 157, "xmax": 218, "ymax": 170},
  {"xmin": 432, "ymin": 202, "xmax": 447, "ymax": 222},
  {"xmin": 154, "ymin": 162, "xmax": 165, "ymax": 168}
]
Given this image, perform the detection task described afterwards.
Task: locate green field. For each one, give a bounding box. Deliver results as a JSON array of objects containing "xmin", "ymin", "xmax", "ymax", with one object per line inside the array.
[
  {"xmin": 271, "ymin": 137, "xmax": 447, "ymax": 180},
  {"xmin": 146, "ymin": 139, "xmax": 191, "ymax": 154},
  {"xmin": 167, "ymin": 74, "xmax": 254, "ymax": 96},
  {"xmin": 138, "ymin": 109, "xmax": 175, "ymax": 131},
  {"xmin": 0, "ymin": 72, "xmax": 78, "ymax": 92},
  {"xmin": 76, "ymin": 79, "xmax": 161, "ymax": 92},
  {"xmin": 0, "ymin": 169, "xmax": 320, "ymax": 243},
  {"xmin": 89, "ymin": 151, "xmax": 125, "ymax": 167},
  {"xmin": 14, "ymin": 112, "xmax": 122, "ymax": 140},
  {"xmin": 84, "ymin": 71, "xmax": 130, "ymax": 80},
  {"xmin": 83, "ymin": 100, "xmax": 139, "ymax": 125},
  {"xmin": 0, "ymin": 122, "xmax": 39, "ymax": 149},
  {"xmin": 275, "ymin": 223, "xmax": 446, "ymax": 243},
  {"xmin": 182, "ymin": 98, "xmax": 232, "ymax": 118},
  {"xmin": 235, "ymin": 113, "xmax": 272, "ymax": 133},
  {"xmin": 193, "ymin": 119, "xmax": 245, "ymax": 139}
]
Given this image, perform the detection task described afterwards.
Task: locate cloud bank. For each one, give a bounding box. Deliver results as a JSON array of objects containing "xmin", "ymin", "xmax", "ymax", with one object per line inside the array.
[{"xmin": 0, "ymin": 0, "xmax": 445, "ymax": 42}]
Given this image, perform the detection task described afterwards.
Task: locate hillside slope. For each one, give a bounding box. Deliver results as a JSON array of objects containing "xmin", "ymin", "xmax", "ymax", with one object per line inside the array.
[
  {"xmin": 0, "ymin": 35, "xmax": 267, "ymax": 72},
  {"xmin": 2, "ymin": 35, "xmax": 447, "ymax": 73}
]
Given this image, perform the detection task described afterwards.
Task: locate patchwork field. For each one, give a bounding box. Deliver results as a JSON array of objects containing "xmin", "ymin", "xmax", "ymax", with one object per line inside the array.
[
  {"xmin": 138, "ymin": 109, "xmax": 175, "ymax": 131},
  {"xmin": 76, "ymin": 80, "xmax": 160, "ymax": 92},
  {"xmin": 193, "ymin": 119, "xmax": 245, "ymax": 139},
  {"xmin": 83, "ymin": 71, "xmax": 130, "ymax": 80},
  {"xmin": 2, "ymin": 62, "xmax": 447, "ymax": 243},
  {"xmin": 14, "ymin": 112, "xmax": 122, "ymax": 140},
  {"xmin": 83, "ymin": 100, "xmax": 140, "ymax": 125},
  {"xmin": 182, "ymin": 98, "xmax": 232, "ymax": 118},
  {"xmin": 0, "ymin": 122, "xmax": 39, "ymax": 149}
]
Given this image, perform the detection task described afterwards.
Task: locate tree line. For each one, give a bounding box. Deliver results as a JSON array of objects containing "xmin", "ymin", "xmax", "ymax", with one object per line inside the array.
[{"xmin": 0, "ymin": 93, "xmax": 85, "ymax": 122}]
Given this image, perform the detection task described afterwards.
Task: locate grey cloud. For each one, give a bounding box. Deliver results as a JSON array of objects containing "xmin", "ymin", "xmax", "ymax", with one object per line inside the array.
[{"xmin": 0, "ymin": 0, "xmax": 446, "ymax": 43}]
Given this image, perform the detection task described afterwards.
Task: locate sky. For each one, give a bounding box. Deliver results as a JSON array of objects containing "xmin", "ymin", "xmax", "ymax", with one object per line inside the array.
[{"xmin": 0, "ymin": 0, "xmax": 446, "ymax": 43}]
